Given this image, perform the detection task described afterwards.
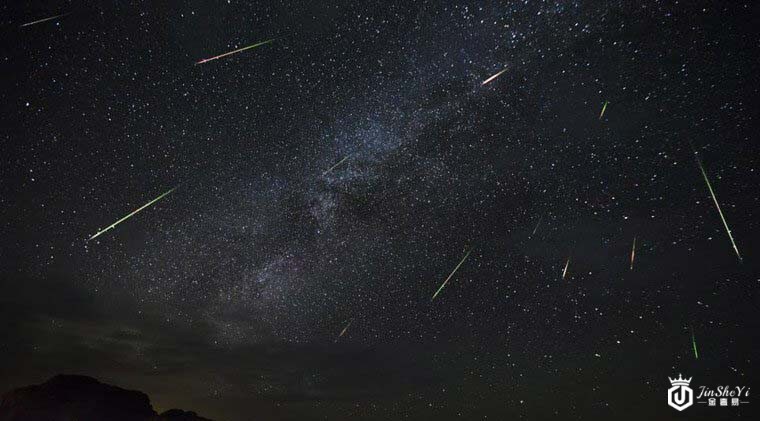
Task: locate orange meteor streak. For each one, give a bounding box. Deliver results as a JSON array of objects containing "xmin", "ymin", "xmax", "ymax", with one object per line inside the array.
[{"xmin": 196, "ymin": 39, "xmax": 275, "ymax": 65}]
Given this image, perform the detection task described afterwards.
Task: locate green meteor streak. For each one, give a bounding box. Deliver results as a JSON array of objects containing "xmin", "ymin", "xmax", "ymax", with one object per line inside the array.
[
  {"xmin": 88, "ymin": 187, "xmax": 176, "ymax": 241},
  {"xmin": 694, "ymin": 151, "xmax": 742, "ymax": 262},
  {"xmin": 431, "ymin": 249, "xmax": 472, "ymax": 301},
  {"xmin": 599, "ymin": 100, "xmax": 609, "ymax": 119},
  {"xmin": 691, "ymin": 327, "xmax": 699, "ymax": 360},
  {"xmin": 323, "ymin": 155, "xmax": 351, "ymax": 176}
]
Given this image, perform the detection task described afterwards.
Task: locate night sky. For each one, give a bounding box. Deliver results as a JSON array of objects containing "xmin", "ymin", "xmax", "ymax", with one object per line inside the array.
[{"xmin": 1, "ymin": 1, "xmax": 759, "ymax": 420}]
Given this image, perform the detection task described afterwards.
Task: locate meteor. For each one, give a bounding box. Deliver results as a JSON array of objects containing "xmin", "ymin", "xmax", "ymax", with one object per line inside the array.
[
  {"xmin": 337, "ymin": 321, "xmax": 351, "ymax": 340},
  {"xmin": 481, "ymin": 67, "xmax": 508, "ymax": 86},
  {"xmin": 195, "ymin": 39, "xmax": 275, "ymax": 65},
  {"xmin": 693, "ymin": 151, "xmax": 742, "ymax": 262},
  {"xmin": 20, "ymin": 13, "xmax": 69, "ymax": 27},
  {"xmin": 431, "ymin": 249, "xmax": 472, "ymax": 301},
  {"xmin": 599, "ymin": 100, "xmax": 609, "ymax": 119},
  {"xmin": 630, "ymin": 236, "xmax": 636, "ymax": 270},
  {"xmin": 690, "ymin": 327, "xmax": 699, "ymax": 360},
  {"xmin": 88, "ymin": 187, "xmax": 176, "ymax": 241},
  {"xmin": 323, "ymin": 155, "xmax": 350, "ymax": 176},
  {"xmin": 530, "ymin": 218, "xmax": 542, "ymax": 237},
  {"xmin": 561, "ymin": 257, "xmax": 570, "ymax": 280}
]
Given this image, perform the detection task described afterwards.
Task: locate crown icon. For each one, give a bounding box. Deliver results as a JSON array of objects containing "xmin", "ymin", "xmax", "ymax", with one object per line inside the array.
[{"xmin": 669, "ymin": 374, "xmax": 692, "ymax": 386}]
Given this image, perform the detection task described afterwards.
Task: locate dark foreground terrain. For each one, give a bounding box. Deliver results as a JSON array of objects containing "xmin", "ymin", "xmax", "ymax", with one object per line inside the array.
[{"xmin": 0, "ymin": 375, "xmax": 212, "ymax": 421}]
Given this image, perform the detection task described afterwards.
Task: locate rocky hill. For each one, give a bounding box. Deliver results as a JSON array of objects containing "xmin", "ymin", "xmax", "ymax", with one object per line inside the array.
[{"xmin": 0, "ymin": 375, "xmax": 213, "ymax": 421}]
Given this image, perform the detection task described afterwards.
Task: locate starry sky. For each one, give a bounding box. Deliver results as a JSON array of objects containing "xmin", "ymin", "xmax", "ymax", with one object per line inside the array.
[{"xmin": 1, "ymin": 1, "xmax": 759, "ymax": 420}]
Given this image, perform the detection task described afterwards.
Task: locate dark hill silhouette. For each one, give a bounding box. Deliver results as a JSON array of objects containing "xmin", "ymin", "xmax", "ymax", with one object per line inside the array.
[{"xmin": 0, "ymin": 375, "xmax": 213, "ymax": 421}]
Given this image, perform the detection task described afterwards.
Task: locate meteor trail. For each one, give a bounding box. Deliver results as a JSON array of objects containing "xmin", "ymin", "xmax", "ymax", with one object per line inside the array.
[
  {"xmin": 561, "ymin": 257, "xmax": 570, "ymax": 280},
  {"xmin": 630, "ymin": 236, "xmax": 636, "ymax": 270},
  {"xmin": 481, "ymin": 67, "xmax": 508, "ymax": 86},
  {"xmin": 690, "ymin": 327, "xmax": 699, "ymax": 360},
  {"xmin": 20, "ymin": 13, "xmax": 69, "ymax": 27},
  {"xmin": 530, "ymin": 218, "xmax": 542, "ymax": 237},
  {"xmin": 88, "ymin": 187, "xmax": 176, "ymax": 241},
  {"xmin": 599, "ymin": 100, "xmax": 609, "ymax": 119},
  {"xmin": 195, "ymin": 39, "xmax": 275, "ymax": 65},
  {"xmin": 337, "ymin": 321, "xmax": 351, "ymax": 340},
  {"xmin": 693, "ymin": 151, "xmax": 742, "ymax": 262},
  {"xmin": 323, "ymin": 155, "xmax": 350, "ymax": 176},
  {"xmin": 431, "ymin": 249, "xmax": 472, "ymax": 301}
]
